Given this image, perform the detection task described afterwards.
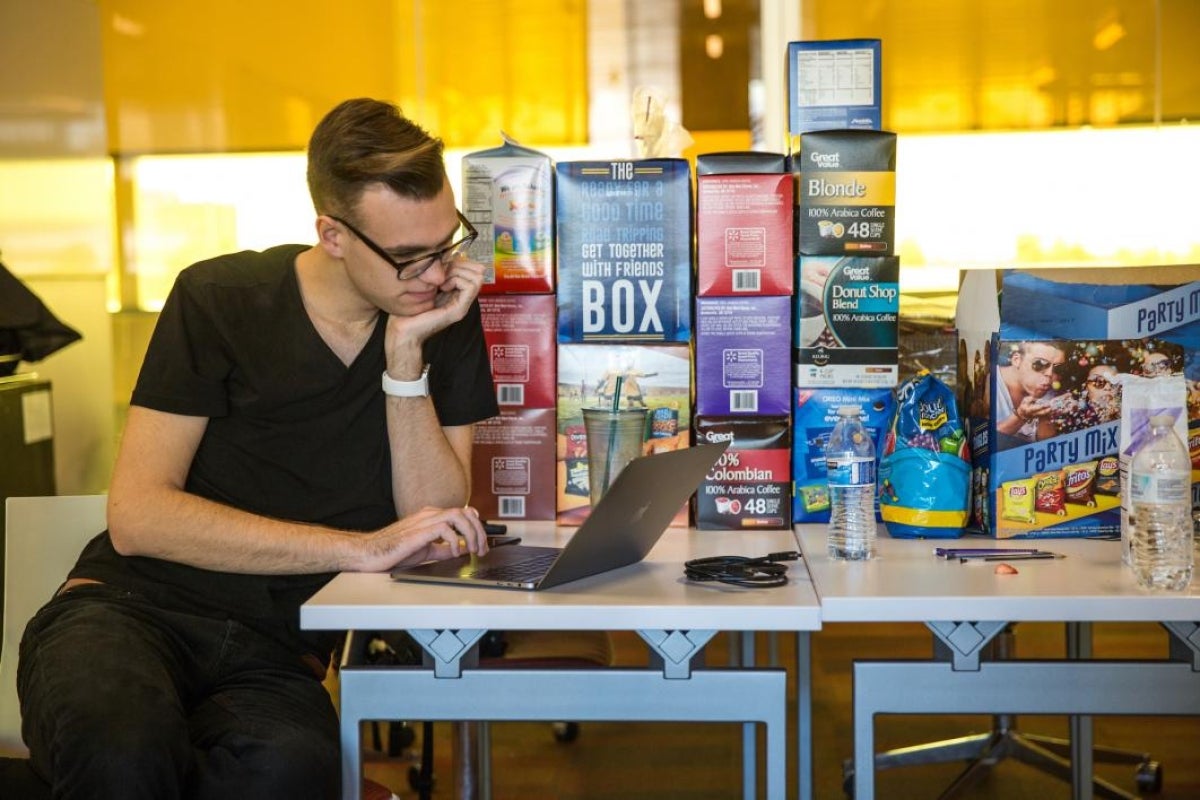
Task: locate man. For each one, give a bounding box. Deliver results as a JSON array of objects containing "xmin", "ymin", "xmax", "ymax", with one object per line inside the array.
[
  {"xmin": 17, "ymin": 99, "xmax": 498, "ymax": 799},
  {"xmin": 995, "ymin": 340, "xmax": 1067, "ymax": 446}
]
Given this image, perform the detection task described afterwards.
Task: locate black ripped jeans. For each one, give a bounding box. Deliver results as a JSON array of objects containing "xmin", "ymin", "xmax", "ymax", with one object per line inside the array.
[{"xmin": 17, "ymin": 584, "xmax": 339, "ymax": 800}]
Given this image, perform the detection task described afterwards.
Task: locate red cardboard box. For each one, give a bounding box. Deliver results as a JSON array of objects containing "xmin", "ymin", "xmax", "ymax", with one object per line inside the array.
[
  {"xmin": 479, "ymin": 294, "xmax": 556, "ymax": 410},
  {"xmin": 470, "ymin": 408, "xmax": 556, "ymax": 520},
  {"xmin": 696, "ymin": 152, "xmax": 793, "ymax": 297}
]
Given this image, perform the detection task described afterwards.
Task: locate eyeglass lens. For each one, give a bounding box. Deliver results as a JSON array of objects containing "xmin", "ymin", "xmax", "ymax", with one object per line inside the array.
[{"xmin": 398, "ymin": 236, "xmax": 472, "ymax": 280}]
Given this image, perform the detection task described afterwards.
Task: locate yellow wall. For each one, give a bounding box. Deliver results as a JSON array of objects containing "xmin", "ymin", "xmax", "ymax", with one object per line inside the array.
[{"xmin": 99, "ymin": 0, "xmax": 589, "ymax": 153}]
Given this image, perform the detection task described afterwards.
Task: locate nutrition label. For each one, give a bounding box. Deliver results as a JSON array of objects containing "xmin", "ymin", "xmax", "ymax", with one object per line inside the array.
[{"xmin": 795, "ymin": 46, "xmax": 876, "ymax": 108}]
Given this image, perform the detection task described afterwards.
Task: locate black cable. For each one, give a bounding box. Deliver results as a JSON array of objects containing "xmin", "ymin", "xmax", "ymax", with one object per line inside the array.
[{"xmin": 684, "ymin": 551, "xmax": 801, "ymax": 588}]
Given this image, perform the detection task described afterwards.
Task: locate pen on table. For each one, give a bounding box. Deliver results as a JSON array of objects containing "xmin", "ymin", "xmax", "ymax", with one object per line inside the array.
[
  {"xmin": 935, "ymin": 547, "xmax": 1043, "ymax": 558},
  {"xmin": 961, "ymin": 552, "xmax": 1064, "ymax": 562}
]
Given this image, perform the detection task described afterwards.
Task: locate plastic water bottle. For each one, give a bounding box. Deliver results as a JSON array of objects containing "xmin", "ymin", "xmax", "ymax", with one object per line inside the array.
[
  {"xmin": 1129, "ymin": 414, "xmax": 1193, "ymax": 591},
  {"xmin": 826, "ymin": 405, "xmax": 876, "ymax": 560}
]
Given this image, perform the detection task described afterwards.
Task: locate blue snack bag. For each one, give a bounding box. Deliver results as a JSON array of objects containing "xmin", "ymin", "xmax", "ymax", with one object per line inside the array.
[{"xmin": 878, "ymin": 371, "xmax": 969, "ymax": 538}]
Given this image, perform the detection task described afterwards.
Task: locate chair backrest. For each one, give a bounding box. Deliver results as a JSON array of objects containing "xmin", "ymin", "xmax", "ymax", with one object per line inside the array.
[{"xmin": 0, "ymin": 495, "xmax": 107, "ymax": 756}]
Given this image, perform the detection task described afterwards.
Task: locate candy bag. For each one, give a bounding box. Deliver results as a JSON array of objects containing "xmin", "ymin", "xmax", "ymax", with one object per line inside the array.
[{"xmin": 878, "ymin": 371, "xmax": 970, "ymax": 538}]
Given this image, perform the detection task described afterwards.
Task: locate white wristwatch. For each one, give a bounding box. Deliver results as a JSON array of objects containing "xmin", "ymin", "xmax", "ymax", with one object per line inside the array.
[{"xmin": 381, "ymin": 366, "xmax": 430, "ymax": 398}]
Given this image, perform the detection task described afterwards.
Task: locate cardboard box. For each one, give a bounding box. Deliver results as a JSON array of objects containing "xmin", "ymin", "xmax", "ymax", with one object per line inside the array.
[
  {"xmin": 791, "ymin": 129, "xmax": 896, "ymax": 256},
  {"xmin": 479, "ymin": 294, "xmax": 556, "ymax": 409},
  {"xmin": 694, "ymin": 416, "xmax": 791, "ymax": 530},
  {"xmin": 787, "ymin": 39, "xmax": 882, "ymax": 148},
  {"xmin": 960, "ymin": 266, "xmax": 1200, "ymax": 538},
  {"xmin": 462, "ymin": 137, "xmax": 555, "ymax": 293},
  {"xmin": 791, "ymin": 387, "xmax": 893, "ymax": 523},
  {"xmin": 793, "ymin": 255, "xmax": 899, "ymax": 388},
  {"xmin": 470, "ymin": 408, "xmax": 556, "ymax": 520},
  {"xmin": 696, "ymin": 152, "xmax": 793, "ymax": 297},
  {"xmin": 555, "ymin": 159, "xmax": 693, "ymax": 343},
  {"xmin": 555, "ymin": 343, "xmax": 692, "ymax": 525},
  {"xmin": 695, "ymin": 296, "xmax": 791, "ymax": 416},
  {"xmin": 999, "ymin": 268, "xmax": 1200, "ymax": 342}
]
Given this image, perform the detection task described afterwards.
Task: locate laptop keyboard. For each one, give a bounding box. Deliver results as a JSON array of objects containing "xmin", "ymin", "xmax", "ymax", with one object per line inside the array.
[{"xmin": 471, "ymin": 551, "xmax": 559, "ymax": 582}]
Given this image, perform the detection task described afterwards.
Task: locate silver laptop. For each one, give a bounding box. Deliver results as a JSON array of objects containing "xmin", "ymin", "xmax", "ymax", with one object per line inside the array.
[{"xmin": 390, "ymin": 443, "xmax": 727, "ymax": 590}]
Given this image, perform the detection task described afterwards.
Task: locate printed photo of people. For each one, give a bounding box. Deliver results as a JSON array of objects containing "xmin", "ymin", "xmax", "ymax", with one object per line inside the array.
[{"xmin": 993, "ymin": 338, "xmax": 1185, "ymax": 450}]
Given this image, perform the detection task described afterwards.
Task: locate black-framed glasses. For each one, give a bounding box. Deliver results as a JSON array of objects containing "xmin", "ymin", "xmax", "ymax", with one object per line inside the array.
[
  {"xmin": 1028, "ymin": 357, "xmax": 1064, "ymax": 374},
  {"xmin": 330, "ymin": 210, "xmax": 478, "ymax": 281},
  {"xmin": 1086, "ymin": 376, "xmax": 1114, "ymax": 389}
]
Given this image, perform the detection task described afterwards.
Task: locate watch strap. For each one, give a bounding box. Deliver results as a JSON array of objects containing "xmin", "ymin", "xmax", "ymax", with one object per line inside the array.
[{"xmin": 381, "ymin": 366, "xmax": 430, "ymax": 397}]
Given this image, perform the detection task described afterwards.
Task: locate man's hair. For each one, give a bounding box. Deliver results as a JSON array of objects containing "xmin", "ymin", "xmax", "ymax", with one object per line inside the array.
[
  {"xmin": 1015, "ymin": 340, "xmax": 1067, "ymax": 358},
  {"xmin": 306, "ymin": 98, "xmax": 445, "ymax": 222}
]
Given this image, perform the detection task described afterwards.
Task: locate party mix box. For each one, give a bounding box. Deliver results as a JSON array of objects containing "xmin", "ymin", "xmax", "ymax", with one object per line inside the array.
[{"xmin": 961, "ymin": 266, "xmax": 1200, "ymax": 538}]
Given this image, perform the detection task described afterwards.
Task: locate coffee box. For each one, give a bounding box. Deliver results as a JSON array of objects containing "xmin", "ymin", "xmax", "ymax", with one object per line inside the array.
[
  {"xmin": 695, "ymin": 152, "xmax": 793, "ymax": 297},
  {"xmin": 787, "ymin": 39, "xmax": 882, "ymax": 149},
  {"xmin": 694, "ymin": 416, "xmax": 792, "ymax": 530},
  {"xmin": 793, "ymin": 255, "xmax": 899, "ymax": 388},
  {"xmin": 791, "ymin": 387, "xmax": 893, "ymax": 523},
  {"xmin": 462, "ymin": 136, "xmax": 555, "ymax": 293},
  {"xmin": 555, "ymin": 159, "xmax": 693, "ymax": 343},
  {"xmin": 479, "ymin": 294, "xmax": 556, "ymax": 409},
  {"xmin": 555, "ymin": 342, "xmax": 692, "ymax": 525},
  {"xmin": 695, "ymin": 296, "xmax": 792, "ymax": 416},
  {"xmin": 470, "ymin": 408, "xmax": 556, "ymax": 520},
  {"xmin": 791, "ymin": 129, "xmax": 896, "ymax": 256}
]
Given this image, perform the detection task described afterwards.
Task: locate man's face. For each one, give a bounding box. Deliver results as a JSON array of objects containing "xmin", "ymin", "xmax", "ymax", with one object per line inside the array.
[
  {"xmin": 1144, "ymin": 352, "xmax": 1171, "ymax": 376},
  {"xmin": 337, "ymin": 176, "xmax": 464, "ymax": 316},
  {"xmin": 1085, "ymin": 365, "xmax": 1118, "ymax": 403},
  {"xmin": 1015, "ymin": 343, "xmax": 1066, "ymax": 398}
]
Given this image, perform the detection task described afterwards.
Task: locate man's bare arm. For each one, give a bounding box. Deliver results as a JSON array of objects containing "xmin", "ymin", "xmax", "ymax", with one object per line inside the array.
[{"xmin": 107, "ymin": 406, "xmax": 486, "ymax": 574}]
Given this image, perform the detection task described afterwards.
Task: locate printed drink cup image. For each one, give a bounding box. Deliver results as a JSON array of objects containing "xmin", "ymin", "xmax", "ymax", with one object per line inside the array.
[{"xmin": 583, "ymin": 407, "xmax": 648, "ymax": 505}]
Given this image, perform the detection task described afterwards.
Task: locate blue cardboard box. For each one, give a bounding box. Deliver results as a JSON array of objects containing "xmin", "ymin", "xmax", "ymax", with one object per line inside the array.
[
  {"xmin": 555, "ymin": 159, "xmax": 693, "ymax": 343},
  {"xmin": 791, "ymin": 387, "xmax": 893, "ymax": 523},
  {"xmin": 787, "ymin": 39, "xmax": 882, "ymax": 147}
]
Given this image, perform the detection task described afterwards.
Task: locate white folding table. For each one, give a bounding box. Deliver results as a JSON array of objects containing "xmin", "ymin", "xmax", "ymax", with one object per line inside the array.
[
  {"xmin": 303, "ymin": 523, "xmax": 822, "ymax": 800},
  {"xmin": 794, "ymin": 525, "xmax": 1200, "ymax": 800}
]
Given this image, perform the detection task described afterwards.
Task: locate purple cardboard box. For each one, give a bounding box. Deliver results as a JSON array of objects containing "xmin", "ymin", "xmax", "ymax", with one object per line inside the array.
[{"xmin": 695, "ymin": 296, "xmax": 792, "ymax": 416}]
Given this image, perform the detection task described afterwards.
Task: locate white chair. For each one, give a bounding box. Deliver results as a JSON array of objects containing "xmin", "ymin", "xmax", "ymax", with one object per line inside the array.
[{"xmin": 0, "ymin": 494, "xmax": 107, "ymax": 755}]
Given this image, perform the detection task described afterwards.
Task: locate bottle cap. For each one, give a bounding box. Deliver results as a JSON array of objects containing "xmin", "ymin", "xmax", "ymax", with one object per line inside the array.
[
  {"xmin": 1149, "ymin": 414, "xmax": 1175, "ymax": 427},
  {"xmin": 837, "ymin": 405, "xmax": 863, "ymax": 417}
]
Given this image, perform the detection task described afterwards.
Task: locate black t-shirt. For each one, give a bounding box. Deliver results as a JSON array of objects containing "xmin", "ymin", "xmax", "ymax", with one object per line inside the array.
[{"xmin": 70, "ymin": 244, "xmax": 498, "ymax": 657}]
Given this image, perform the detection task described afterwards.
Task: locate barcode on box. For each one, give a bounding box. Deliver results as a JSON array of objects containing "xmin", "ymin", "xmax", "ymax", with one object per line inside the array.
[
  {"xmin": 732, "ymin": 269, "xmax": 761, "ymax": 292},
  {"xmin": 498, "ymin": 496, "xmax": 526, "ymax": 518},
  {"xmin": 730, "ymin": 390, "xmax": 759, "ymax": 412},
  {"xmin": 497, "ymin": 384, "xmax": 525, "ymax": 406}
]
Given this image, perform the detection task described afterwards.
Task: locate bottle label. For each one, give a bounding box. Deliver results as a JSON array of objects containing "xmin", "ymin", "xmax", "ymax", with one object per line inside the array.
[
  {"xmin": 826, "ymin": 455, "xmax": 874, "ymax": 487},
  {"xmin": 1130, "ymin": 471, "xmax": 1189, "ymax": 505}
]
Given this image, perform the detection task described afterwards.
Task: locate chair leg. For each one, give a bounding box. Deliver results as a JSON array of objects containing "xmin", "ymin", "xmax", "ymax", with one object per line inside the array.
[
  {"xmin": 1019, "ymin": 731, "xmax": 1151, "ymax": 766},
  {"xmin": 453, "ymin": 721, "xmax": 481, "ymax": 800},
  {"xmin": 412, "ymin": 722, "xmax": 435, "ymax": 800}
]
